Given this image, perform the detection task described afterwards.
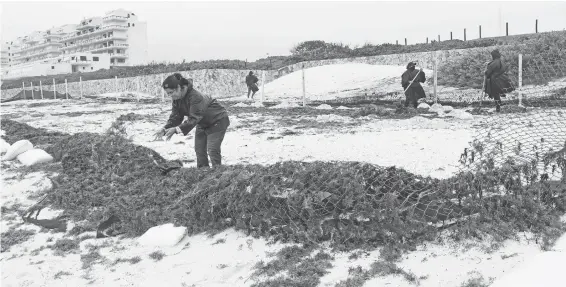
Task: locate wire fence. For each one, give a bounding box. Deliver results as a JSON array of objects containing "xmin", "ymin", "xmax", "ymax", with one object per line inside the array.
[{"xmin": 2, "ymin": 37, "xmax": 566, "ymax": 248}]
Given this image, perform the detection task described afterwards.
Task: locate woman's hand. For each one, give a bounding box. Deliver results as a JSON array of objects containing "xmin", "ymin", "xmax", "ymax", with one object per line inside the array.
[
  {"xmin": 153, "ymin": 128, "xmax": 166, "ymax": 141},
  {"xmin": 164, "ymin": 127, "xmax": 177, "ymax": 141}
]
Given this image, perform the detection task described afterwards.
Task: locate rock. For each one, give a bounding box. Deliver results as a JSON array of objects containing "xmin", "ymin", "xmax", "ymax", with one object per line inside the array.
[
  {"xmin": 17, "ymin": 149, "xmax": 54, "ymax": 166},
  {"xmin": 417, "ymin": 103, "xmax": 430, "ymax": 109},
  {"xmin": 0, "ymin": 138, "xmax": 10, "ymax": 155},
  {"xmin": 138, "ymin": 223, "xmax": 187, "ymax": 247},
  {"xmin": 2, "ymin": 140, "xmax": 33, "ymax": 161}
]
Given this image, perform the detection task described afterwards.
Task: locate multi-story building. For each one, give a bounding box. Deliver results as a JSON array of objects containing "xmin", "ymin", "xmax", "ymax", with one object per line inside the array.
[
  {"xmin": 1, "ymin": 9, "xmax": 148, "ymax": 80},
  {"xmin": 59, "ymin": 9, "xmax": 148, "ymax": 66}
]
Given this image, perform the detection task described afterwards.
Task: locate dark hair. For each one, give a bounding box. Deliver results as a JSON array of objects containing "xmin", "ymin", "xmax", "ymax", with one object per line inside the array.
[
  {"xmin": 249, "ymin": 71, "xmax": 254, "ymax": 75},
  {"xmin": 162, "ymin": 73, "xmax": 191, "ymax": 89}
]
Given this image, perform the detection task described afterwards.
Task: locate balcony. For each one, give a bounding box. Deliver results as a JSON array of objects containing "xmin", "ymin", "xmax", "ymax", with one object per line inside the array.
[
  {"xmin": 77, "ymin": 20, "xmax": 97, "ymax": 30},
  {"xmin": 89, "ymin": 43, "xmax": 129, "ymax": 53},
  {"xmin": 61, "ymin": 35, "xmax": 128, "ymax": 50},
  {"xmin": 14, "ymin": 49, "xmax": 61, "ymax": 60},
  {"xmin": 103, "ymin": 15, "xmax": 128, "ymax": 22},
  {"xmin": 18, "ymin": 42, "xmax": 63, "ymax": 53},
  {"xmin": 109, "ymin": 52, "xmax": 128, "ymax": 58},
  {"xmin": 62, "ymin": 25, "xmax": 128, "ymax": 41}
]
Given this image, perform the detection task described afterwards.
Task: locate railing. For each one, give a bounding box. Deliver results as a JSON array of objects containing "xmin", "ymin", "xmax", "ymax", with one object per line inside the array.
[
  {"xmin": 103, "ymin": 15, "xmax": 128, "ymax": 21},
  {"xmin": 13, "ymin": 49, "xmax": 61, "ymax": 60},
  {"xmin": 61, "ymin": 35, "xmax": 128, "ymax": 49},
  {"xmin": 18, "ymin": 42, "xmax": 63, "ymax": 53},
  {"xmin": 61, "ymin": 25, "xmax": 128, "ymax": 41}
]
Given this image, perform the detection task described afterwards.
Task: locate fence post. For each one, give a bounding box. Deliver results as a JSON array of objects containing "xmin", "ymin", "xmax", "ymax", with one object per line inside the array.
[
  {"xmin": 65, "ymin": 79, "xmax": 68, "ymax": 100},
  {"xmin": 433, "ymin": 51, "xmax": 438, "ymax": 104},
  {"xmin": 518, "ymin": 54, "xmax": 523, "ymax": 107},
  {"xmin": 438, "ymin": 35, "xmax": 440, "ymax": 42},
  {"xmin": 53, "ymin": 79, "xmax": 56, "ymax": 99},
  {"xmin": 450, "ymin": 32, "xmax": 453, "ymax": 40},
  {"xmin": 479, "ymin": 25, "xmax": 482, "ymax": 39},
  {"xmin": 160, "ymin": 75, "xmax": 165, "ymax": 102},
  {"xmin": 506, "ymin": 22, "xmax": 509, "ymax": 36},
  {"xmin": 79, "ymin": 76, "xmax": 83, "ymax": 99},
  {"xmin": 464, "ymin": 28, "xmax": 467, "ymax": 41},
  {"xmin": 535, "ymin": 19, "xmax": 538, "ymax": 33},
  {"xmin": 31, "ymin": 82, "xmax": 34, "ymax": 99},
  {"xmin": 114, "ymin": 76, "xmax": 118, "ymax": 101},
  {"xmin": 136, "ymin": 77, "xmax": 141, "ymax": 102},
  {"xmin": 40, "ymin": 81, "xmax": 44, "ymax": 99},
  {"xmin": 260, "ymin": 71, "xmax": 266, "ymax": 104},
  {"xmin": 22, "ymin": 82, "xmax": 26, "ymax": 100},
  {"xmin": 404, "ymin": 38, "xmax": 407, "ymax": 46},
  {"xmin": 302, "ymin": 64, "xmax": 306, "ymax": 107}
]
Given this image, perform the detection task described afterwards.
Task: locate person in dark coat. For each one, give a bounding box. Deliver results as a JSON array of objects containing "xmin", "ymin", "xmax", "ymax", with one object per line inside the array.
[
  {"xmin": 245, "ymin": 71, "xmax": 259, "ymax": 99},
  {"xmin": 401, "ymin": 62, "xmax": 427, "ymax": 108},
  {"xmin": 154, "ymin": 73, "xmax": 230, "ymax": 168},
  {"xmin": 484, "ymin": 49, "xmax": 515, "ymax": 112}
]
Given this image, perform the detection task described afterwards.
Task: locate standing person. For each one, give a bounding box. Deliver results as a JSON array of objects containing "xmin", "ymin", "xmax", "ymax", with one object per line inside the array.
[
  {"xmin": 245, "ymin": 71, "xmax": 259, "ymax": 99},
  {"xmin": 401, "ymin": 61, "xmax": 427, "ymax": 108},
  {"xmin": 153, "ymin": 73, "xmax": 230, "ymax": 168},
  {"xmin": 484, "ymin": 49, "xmax": 515, "ymax": 112}
]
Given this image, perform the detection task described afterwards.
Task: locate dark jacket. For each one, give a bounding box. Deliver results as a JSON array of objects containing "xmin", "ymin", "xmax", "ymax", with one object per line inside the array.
[
  {"xmin": 484, "ymin": 50, "xmax": 515, "ymax": 98},
  {"xmin": 164, "ymin": 83, "xmax": 228, "ymax": 135},
  {"xmin": 245, "ymin": 74, "xmax": 259, "ymax": 87},
  {"xmin": 401, "ymin": 68, "xmax": 426, "ymax": 100},
  {"xmin": 401, "ymin": 68, "xmax": 426, "ymax": 89}
]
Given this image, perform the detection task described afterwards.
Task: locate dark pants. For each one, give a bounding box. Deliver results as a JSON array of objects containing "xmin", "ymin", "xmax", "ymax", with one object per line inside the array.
[
  {"xmin": 493, "ymin": 93, "xmax": 502, "ymax": 112},
  {"xmin": 194, "ymin": 116, "xmax": 230, "ymax": 168},
  {"xmin": 247, "ymin": 84, "xmax": 258, "ymax": 98}
]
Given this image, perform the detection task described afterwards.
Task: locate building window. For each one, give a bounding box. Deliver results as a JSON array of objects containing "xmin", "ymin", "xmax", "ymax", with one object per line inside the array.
[
  {"xmin": 128, "ymin": 23, "xmax": 131, "ymax": 27},
  {"xmin": 117, "ymin": 49, "xmax": 121, "ymax": 54},
  {"xmin": 71, "ymin": 56, "xmax": 75, "ymax": 60},
  {"xmin": 83, "ymin": 67, "xmax": 85, "ymax": 70},
  {"xmin": 93, "ymin": 57, "xmax": 99, "ymax": 61},
  {"xmin": 118, "ymin": 59, "xmax": 125, "ymax": 63},
  {"xmin": 132, "ymin": 23, "xmax": 135, "ymax": 27},
  {"xmin": 91, "ymin": 67, "xmax": 94, "ymax": 70},
  {"xmin": 51, "ymin": 66, "xmax": 55, "ymax": 69},
  {"xmin": 80, "ymin": 56, "xmax": 87, "ymax": 61},
  {"xmin": 127, "ymin": 14, "xmax": 130, "ymax": 18}
]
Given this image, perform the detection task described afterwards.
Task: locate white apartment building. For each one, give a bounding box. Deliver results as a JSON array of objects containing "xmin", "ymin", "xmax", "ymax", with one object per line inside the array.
[{"xmin": 1, "ymin": 9, "xmax": 148, "ymax": 80}]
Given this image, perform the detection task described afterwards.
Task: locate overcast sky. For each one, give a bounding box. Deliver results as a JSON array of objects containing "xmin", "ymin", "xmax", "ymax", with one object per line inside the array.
[{"xmin": 1, "ymin": 1, "xmax": 566, "ymax": 63}]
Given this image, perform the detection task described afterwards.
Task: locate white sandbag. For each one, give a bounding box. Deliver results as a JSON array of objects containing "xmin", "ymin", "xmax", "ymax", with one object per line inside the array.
[
  {"xmin": 17, "ymin": 149, "xmax": 54, "ymax": 166},
  {"xmin": 2, "ymin": 140, "xmax": 33, "ymax": 161},
  {"xmin": 138, "ymin": 223, "xmax": 187, "ymax": 247},
  {"xmin": 429, "ymin": 103, "xmax": 444, "ymax": 114},
  {"xmin": 0, "ymin": 138, "xmax": 10, "ymax": 154},
  {"xmin": 417, "ymin": 103, "xmax": 430, "ymax": 109},
  {"xmin": 442, "ymin": 105, "xmax": 454, "ymax": 113}
]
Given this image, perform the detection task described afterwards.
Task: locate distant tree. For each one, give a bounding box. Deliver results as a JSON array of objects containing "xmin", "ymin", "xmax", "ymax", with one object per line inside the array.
[{"xmin": 291, "ymin": 40, "xmax": 328, "ymax": 55}]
